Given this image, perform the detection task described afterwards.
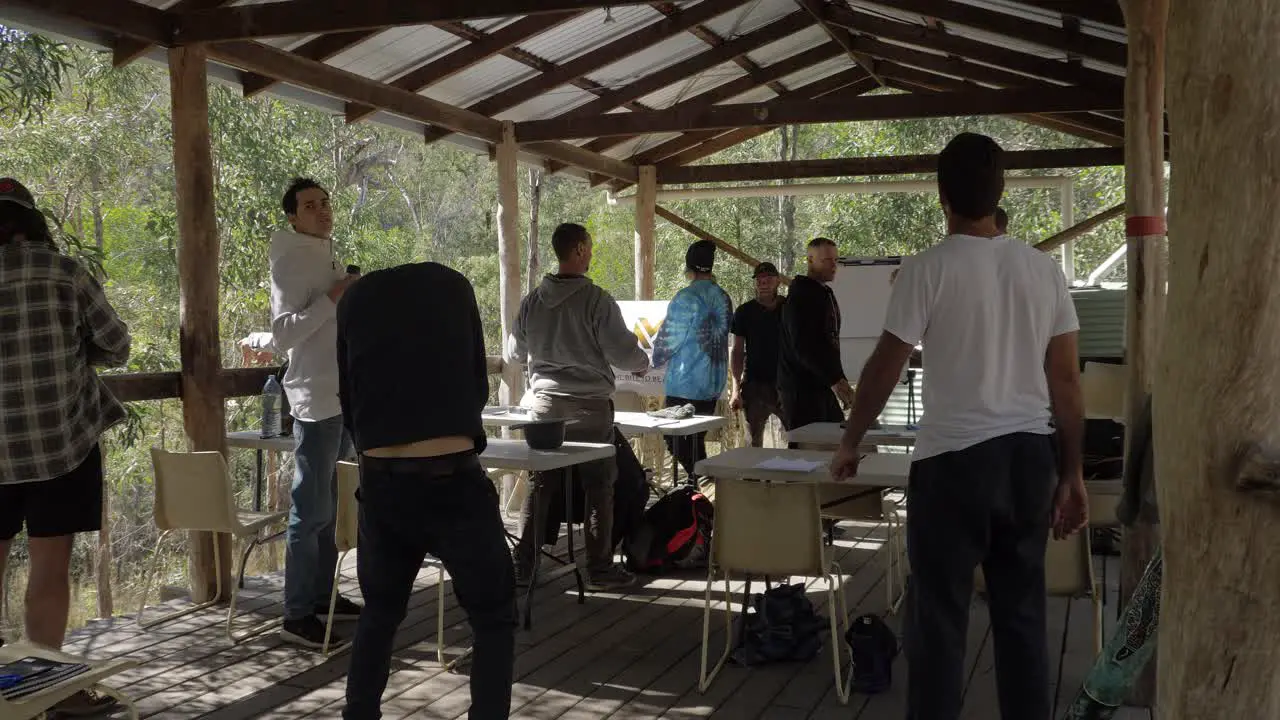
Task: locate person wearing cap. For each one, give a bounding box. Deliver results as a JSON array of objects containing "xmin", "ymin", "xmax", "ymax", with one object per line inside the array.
[
  {"xmin": 729, "ymin": 261, "xmax": 787, "ymax": 447},
  {"xmin": 778, "ymin": 237, "xmax": 852, "ymax": 438},
  {"xmin": 0, "ymin": 178, "xmax": 130, "ymax": 716},
  {"xmin": 651, "ymin": 240, "xmax": 734, "ymax": 480}
]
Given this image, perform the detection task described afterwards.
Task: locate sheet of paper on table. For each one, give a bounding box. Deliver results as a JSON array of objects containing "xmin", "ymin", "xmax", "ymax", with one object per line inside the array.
[{"xmin": 752, "ymin": 456, "xmax": 825, "ymax": 472}]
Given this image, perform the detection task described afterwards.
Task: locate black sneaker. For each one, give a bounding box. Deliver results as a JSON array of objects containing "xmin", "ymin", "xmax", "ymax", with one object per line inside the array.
[
  {"xmin": 281, "ymin": 615, "xmax": 344, "ymax": 650},
  {"xmin": 315, "ymin": 594, "xmax": 362, "ymax": 621},
  {"xmin": 586, "ymin": 564, "xmax": 636, "ymax": 592}
]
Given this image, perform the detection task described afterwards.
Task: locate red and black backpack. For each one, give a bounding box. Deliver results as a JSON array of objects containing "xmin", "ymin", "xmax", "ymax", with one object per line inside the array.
[{"xmin": 624, "ymin": 485, "xmax": 714, "ymax": 573}]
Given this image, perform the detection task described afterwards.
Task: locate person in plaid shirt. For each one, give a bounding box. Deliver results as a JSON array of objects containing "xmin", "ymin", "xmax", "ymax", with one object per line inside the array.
[{"xmin": 0, "ymin": 177, "xmax": 130, "ymax": 716}]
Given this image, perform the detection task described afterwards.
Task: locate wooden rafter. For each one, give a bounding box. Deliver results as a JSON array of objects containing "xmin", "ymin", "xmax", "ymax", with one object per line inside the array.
[
  {"xmin": 794, "ymin": 0, "xmax": 884, "ymax": 85},
  {"xmin": 1004, "ymin": 0, "xmax": 1125, "ymax": 28},
  {"xmin": 852, "ymin": 0, "xmax": 1126, "ymax": 66},
  {"xmin": 170, "ymin": 1, "xmax": 661, "ymax": 42},
  {"xmin": 821, "ymin": 2, "xmax": 1122, "ymax": 89},
  {"xmin": 421, "ymin": 0, "xmax": 750, "ymax": 145},
  {"xmin": 631, "ymin": 69, "xmax": 876, "ymax": 168},
  {"xmin": 575, "ymin": 41, "xmax": 846, "ymax": 160},
  {"xmin": 242, "ymin": 30, "xmax": 381, "ymax": 98},
  {"xmin": 879, "ymin": 65, "xmax": 1125, "ymax": 146},
  {"xmin": 659, "ymin": 147, "xmax": 1125, "ymax": 184},
  {"xmin": 112, "ymin": 0, "xmax": 229, "ymax": 67},
  {"xmin": 656, "ymin": 205, "xmax": 785, "ymax": 278},
  {"xmin": 650, "ymin": 2, "xmax": 789, "ymax": 96},
  {"xmin": 203, "ymin": 41, "xmax": 637, "ymax": 180},
  {"xmin": 1033, "ymin": 203, "xmax": 1124, "ymax": 252},
  {"xmin": 514, "ymin": 85, "xmax": 1123, "ymax": 141},
  {"xmin": 345, "ymin": 12, "xmax": 581, "ymax": 123}
]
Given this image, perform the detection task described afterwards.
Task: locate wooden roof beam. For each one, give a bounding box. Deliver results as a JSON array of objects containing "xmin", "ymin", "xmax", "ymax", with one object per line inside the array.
[
  {"xmin": 659, "ymin": 147, "xmax": 1125, "ymax": 184},
  {"xmin": 878, "ymin": 65, "xmax": 1125, "ymax": 146},
  {"xmin": 630, "ymin": 68, "xmax": 877, "ymax": 167},
  {"xmin": 794, "ymin": 0, "xmax": 885, "ymax": 85},
  {"xmin": 650, "ymin": 2, "xmax": 790, "ymax": 96},
  {"xmin": 171, "ymin": 0, "xmax": 662, "ymax": 42},
  {"xmin": 514, "ymin": 85, "xmax": 1123, "ymax": 141},
  {"xmin": 851, "ymin": 0, "xmax": 1126, "ymax": 66},
  {"xmin": 574, "ymin": 41, "xmax": 846, "ymax": 160},
  {"xmin": 602, "ymin": 71, "xmax": 878, "ymax": 190},
  {"xmin": 242, "ymin": 30, "xmax": 382, "ymax": 97},
  {"xmin": 421, "ymin": 0, "xmax": 751, "ymax": 145},
  {"xmin": 345, "ymin": 12, "xmax": 581, "ymax": 123},
  {"xmin": 820, "ymin": 2, "xmax": 1122, "ymax": 89},
  {"xmin": 1003, "ymin": 0, "xmax": 1125, "ymax": 29},
  {"xmin": 112, "ymin": 0, "xmax": 229, "ymax": 67},
  {"xmin": 203, "ymin": 41, "xmax": 637, "ymax": 181}
]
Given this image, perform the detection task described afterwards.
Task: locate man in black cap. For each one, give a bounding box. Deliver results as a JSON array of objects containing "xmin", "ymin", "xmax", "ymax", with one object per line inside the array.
[
  {"xmin": 652, "ymin": 240, "xmax": 733, "ymax": 478},
  {"xmin": 729, "ymin": 262, "xmax": 786, "ymax": 447}
]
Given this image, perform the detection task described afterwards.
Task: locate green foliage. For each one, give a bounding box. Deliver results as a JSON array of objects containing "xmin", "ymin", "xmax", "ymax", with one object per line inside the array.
[{"xmin": 0, "ymin": 28, "xmax": 70, "ymax": 121}]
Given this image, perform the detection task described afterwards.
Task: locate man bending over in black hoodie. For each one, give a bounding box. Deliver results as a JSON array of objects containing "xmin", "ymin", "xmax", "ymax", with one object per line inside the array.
[{"xmin": 507, "ymin": 223, "xmax": 651, "ymax": 591}]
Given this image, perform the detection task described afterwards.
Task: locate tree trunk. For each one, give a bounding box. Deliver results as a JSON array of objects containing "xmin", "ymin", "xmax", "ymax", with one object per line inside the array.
[
  {"xmin": 1158, "ymin": 0, "xmax": 1280, "ymax": 716},
  {"xmin": 527, "ymin": 168, "xmax": 542, "ymax": 293},
  {"xmin": 95, "ymin": 493, "xmax": 113, "ymax": 618},
  {"xmin": 90, "ymin": 168, "xmax": 105, "ymax": 251},
  {"xmin": 495, "ymin": 122, "xmax": 523, "ymax": 406},
  {"xmin": 1120, "ymin": 0, "xmax": 1168, "ymax": 705},
  {"xmin": 777, "ymin": 125, "xmax": 799, "ymax": 274}
]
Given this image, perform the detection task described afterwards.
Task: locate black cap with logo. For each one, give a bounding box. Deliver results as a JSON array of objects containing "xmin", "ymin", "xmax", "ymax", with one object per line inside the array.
[{"xmin": 753, "ymin": 261, "xmax": 779, "ymax": 278}]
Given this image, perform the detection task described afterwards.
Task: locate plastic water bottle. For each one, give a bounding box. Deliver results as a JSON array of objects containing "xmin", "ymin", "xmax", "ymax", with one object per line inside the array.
[{"xmin": 261, "ymin": 374, "xmax": 283, "ymax": 439}]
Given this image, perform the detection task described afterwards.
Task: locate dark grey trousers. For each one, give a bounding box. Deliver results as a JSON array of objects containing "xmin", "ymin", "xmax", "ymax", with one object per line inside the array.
[{"xmin": 904, "ymin": 432, "xmax": 1057, "ymax": 720}]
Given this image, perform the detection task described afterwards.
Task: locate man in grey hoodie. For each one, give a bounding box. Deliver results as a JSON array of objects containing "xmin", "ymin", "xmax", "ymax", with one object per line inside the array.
[
  {"xmin": 269, "ymin": 177, "xmax": 363, "ymax": 649},
  {"xmin": 507, "ymin": 223, "xmax": 650, "ymax": 591}
]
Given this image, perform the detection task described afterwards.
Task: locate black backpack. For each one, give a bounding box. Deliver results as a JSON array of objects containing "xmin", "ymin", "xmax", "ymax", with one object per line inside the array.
[
  {"xmin": 846, "ymin": 613, "xmax": 899, "ymax": 694},
  {"xmin": 624, "ymin": 485, "xmax": 713, "ymax": 573}
]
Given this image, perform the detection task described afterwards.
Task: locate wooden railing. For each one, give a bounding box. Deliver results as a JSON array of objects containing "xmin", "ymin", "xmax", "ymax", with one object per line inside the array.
[{"xmin": 101, "ymin": 356, "xmax": 508, "ymax": 403}]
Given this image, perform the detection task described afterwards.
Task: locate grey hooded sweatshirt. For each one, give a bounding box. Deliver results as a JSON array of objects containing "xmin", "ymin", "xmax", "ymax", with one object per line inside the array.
[{"xmin": 507, "ymin": 274, "xmax": 649, "ymax": 399}]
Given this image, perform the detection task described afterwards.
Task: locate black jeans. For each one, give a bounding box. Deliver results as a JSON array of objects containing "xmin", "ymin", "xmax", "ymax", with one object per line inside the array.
[
  {"xmin": 344, "ymin": 452, "xmax": 516, "ymax": 720},
  {"xmin": 663, "ymin": 395, "xmax": 718, "ymax": 479},
  {"xmin": 778, "ymin": 386, "xmax": 843, "ymax": 449},
  {"xmin": 904, "ymin": 432, "xmax": 1056, "ymax": 720}
]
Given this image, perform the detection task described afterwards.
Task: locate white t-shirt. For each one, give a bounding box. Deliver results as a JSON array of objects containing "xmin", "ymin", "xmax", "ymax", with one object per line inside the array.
[{"xmin": 883, "ymin": 234, "xmax": 1079, "ymax": 461}]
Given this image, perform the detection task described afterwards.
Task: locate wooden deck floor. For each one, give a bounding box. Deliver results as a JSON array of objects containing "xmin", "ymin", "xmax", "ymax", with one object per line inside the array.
[{"xmin": 65, "ymin": 518, "xmax": 1148, "ymax": 720}]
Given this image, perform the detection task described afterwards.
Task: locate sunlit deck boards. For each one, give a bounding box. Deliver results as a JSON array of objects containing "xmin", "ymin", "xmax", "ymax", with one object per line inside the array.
[{"xmin": 64, "ymin": 520, "xmax": 1143, "ymax": 720}]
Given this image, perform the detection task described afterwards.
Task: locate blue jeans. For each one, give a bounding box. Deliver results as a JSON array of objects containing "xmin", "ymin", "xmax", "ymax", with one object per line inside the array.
[
  {"xmin": 285, "ymin": 415, "xmax": 353, "ymax": 621},
  {"xmin": 344, "ymin": 452, "xmax": 516, "ymax": 720}
]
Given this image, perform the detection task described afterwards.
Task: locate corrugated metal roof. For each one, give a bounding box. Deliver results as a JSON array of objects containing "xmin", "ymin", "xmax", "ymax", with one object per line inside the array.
[
  {"xmin": 0, "ymin": 0, "xmax": 1132, "ymax": 177},
  {"xmin": 1072, "ymin": 287, "xmax": 1126, "ymax": 359}
]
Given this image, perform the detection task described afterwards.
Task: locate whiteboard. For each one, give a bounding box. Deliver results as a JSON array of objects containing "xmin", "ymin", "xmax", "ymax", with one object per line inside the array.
[{"xmin": 831, "ymin": 257, "xmax": 902, "ymax": 339}]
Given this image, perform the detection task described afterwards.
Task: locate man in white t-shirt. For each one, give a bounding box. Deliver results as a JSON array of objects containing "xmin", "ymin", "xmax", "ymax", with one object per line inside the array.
[{"xmin": 830, "ymin": 133, "xmax": 1088, "ymax": 720}]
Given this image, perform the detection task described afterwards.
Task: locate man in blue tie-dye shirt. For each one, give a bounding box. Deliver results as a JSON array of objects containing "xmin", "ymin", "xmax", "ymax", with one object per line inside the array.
[{"xmin": 652, "ymin": 240, "xmax": 734, "ymax": 480}]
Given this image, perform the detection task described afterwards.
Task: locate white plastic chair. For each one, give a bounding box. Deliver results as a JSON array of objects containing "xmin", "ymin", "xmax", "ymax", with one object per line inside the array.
[
  {"xmin": 699, "ymin": 478, "xmax": 851, "ymax": 704},
  {"xmin": 138, "ymin": 448, "xmax": 288, "ymax": 644},
  {"xmin": 818, "ymin": 486, "xmax": 905, "ymax": 614},
  {"xmin": 0, "ymin": 642, "xmax": 138, "ymax": 720},
  {"xmin": 976, "ymin": 530, "xmax": 1102, "ymax": 654},
  {"xmin": 322, "ymin": 462, "xmax": 361, "ymax": 655},
  {"xmin": 1082, "ymin": 361, "xmax": 1127, "ymax": 423}
]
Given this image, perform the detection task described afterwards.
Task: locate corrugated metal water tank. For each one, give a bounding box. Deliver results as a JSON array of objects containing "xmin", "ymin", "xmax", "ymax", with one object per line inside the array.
[{"xmin": 1071, "ymin": 287, "xmax": 1127, "ymax": 359}]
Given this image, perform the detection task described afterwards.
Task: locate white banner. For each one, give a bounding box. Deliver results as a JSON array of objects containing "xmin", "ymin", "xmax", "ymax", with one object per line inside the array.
[{"xmin": 613, "ymin": 300, "xmax": 669, "ymax": 396}]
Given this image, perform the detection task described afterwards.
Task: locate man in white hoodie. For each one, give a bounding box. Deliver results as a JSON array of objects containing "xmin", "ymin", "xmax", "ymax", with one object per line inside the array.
[{"xmin": 270, "ymin": 177, "xmax": 363, "ymax": 648}]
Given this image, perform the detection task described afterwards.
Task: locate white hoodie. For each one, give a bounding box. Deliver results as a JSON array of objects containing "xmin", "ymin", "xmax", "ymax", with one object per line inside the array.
[{"xmin": 268, "ymin": 229, "xmax": 345, "ymax": 421}]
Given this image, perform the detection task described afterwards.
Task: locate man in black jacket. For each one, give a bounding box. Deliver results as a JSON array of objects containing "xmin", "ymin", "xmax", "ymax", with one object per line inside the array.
[
  {"xmin": 778, "ymin": 237, "xmax": 852, "ymax": 436},
  {"xmin": 337, "ymin": 262, "xmax": 516, "ymax": 720}
]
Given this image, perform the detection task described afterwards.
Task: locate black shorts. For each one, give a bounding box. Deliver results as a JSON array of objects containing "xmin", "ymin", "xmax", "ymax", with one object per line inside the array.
[{"xmin": 0, "ymin": 445, "xmax": 105, "ymax": 540}]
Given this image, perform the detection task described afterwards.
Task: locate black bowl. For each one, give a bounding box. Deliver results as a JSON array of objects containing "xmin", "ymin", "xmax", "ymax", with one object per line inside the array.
[{"xmin": 511, "ymin": 418, "xmax": 575, "ymax": 450}]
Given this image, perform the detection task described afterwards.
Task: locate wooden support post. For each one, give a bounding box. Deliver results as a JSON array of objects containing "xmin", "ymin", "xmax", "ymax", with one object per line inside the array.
[
  {"xmin": 1159, "ymin": 0, "xmax": 1280, "ymax": 715},
  {"xmin": 1120, "ymin": 0, "xmax": 1167, "ymax": 707},
  {"xmin": 169, "ymin": 45, "xmax": 231, "ymax": 603},
  {"xmin": 634, "ymin": 165, "xmax": 657, "ymax": 300},
  {"xmin": 496, "ymin": 121, "xmax": 524, "ymax": 405}
]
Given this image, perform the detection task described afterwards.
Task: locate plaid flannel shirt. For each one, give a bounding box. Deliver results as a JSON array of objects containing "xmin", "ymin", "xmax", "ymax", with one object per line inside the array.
[{"xmin": 0, "ymin": 241, "xmax": 131, "ymax": 485}]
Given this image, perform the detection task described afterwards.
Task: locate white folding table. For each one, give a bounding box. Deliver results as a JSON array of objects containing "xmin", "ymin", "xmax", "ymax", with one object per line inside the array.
[{"xmin": 785, "ymin": 422, "xmax": 917, "ymax": 451}]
